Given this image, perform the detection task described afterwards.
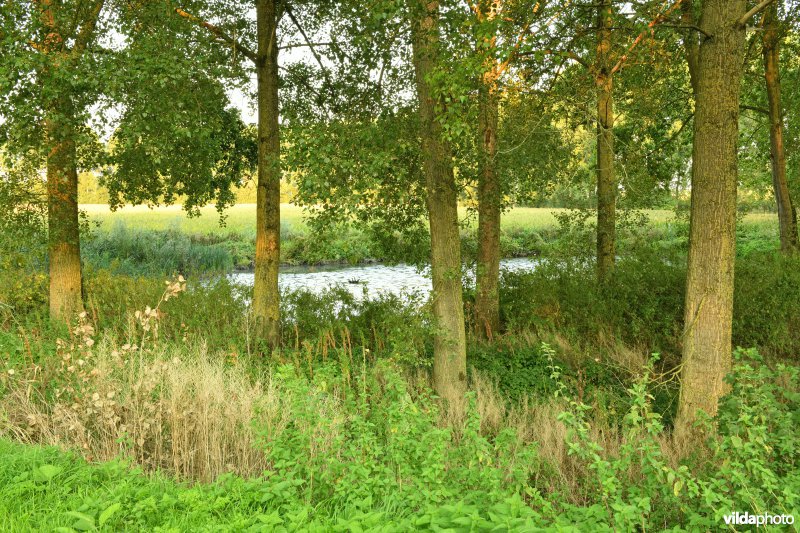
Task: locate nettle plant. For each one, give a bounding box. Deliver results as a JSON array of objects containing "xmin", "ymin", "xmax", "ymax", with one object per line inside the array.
[{"xmin": 543, "ymin": 343, "xmax": 800, "ymax": 530}]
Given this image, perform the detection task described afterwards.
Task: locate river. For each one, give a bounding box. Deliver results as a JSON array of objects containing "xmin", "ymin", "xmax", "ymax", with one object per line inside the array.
[{"xmin": 228, "ymin": 257, "xmax": 539, "ymax": 300}]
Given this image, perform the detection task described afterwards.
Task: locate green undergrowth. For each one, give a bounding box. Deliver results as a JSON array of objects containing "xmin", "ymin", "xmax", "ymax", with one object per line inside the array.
[{"xmin": 0, "ymin": 349, "xmax": 797, "ymax": 531}]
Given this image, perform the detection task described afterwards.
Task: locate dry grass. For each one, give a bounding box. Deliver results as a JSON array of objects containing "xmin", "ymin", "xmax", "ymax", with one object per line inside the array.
[
  {"xmin": 0, "ymin": 341, "xmax": 694, "ymax": 503},
  {"xmin": 1, "ymin": 339, "xmax": 279, "ymax": 481},
  {"xmin": 0, "ymin": 290, "xmax": 689, "ymax": 502}
]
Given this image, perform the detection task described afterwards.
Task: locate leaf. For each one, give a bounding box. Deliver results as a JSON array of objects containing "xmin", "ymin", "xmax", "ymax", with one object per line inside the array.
[
  {"xmin": 99, "ymin": 503, "xmax": 121, "ymax": 526},
  {"xmin": 673, "ymin": 479, "xmax": 683, "ymax": 496},
  {"xmin": 35, "ymin": 464, "xmax": 63, "ymax": 482},
  {"xmin": 65, "ymin": 511, "xmax": 95, "ymax": 531}
]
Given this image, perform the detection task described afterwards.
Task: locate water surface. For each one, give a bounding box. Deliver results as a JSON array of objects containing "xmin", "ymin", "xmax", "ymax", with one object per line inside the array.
[{"xmin": 229, "ymin": 257, "xmax": 539, "ymax": 300}]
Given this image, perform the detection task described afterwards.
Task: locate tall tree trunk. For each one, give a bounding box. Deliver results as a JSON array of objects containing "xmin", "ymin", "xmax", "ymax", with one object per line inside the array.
[
  {"xmin": 762, "ymin": 4, "xmax": 799, "ymax": 253},
  {"xmin": 475, "ymin": 70, "xmax": 501, "ymax": 338},
  {"xmin": 676, "ymin": 0, "xmax": 747, "ymax": 439},
  {"xmin": 253, "ymin": 0, "xmax": 282, "ymax": 348},
  {"xmin": 46, "ymin": 99, "xmax": 83, "ymax": 323},
  {"xmin": 409, "ymin": 0, "xmax": 467, "ymax": 402},
  {"xmin": 595, "ymin": 0, "xmax": 615, "ymax": 283}
]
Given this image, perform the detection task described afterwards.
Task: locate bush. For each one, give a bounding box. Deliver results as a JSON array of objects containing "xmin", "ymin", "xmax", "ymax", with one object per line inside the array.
[
  {"xmin": 546, "ymin": 346, "xmax": 800, "ymax": 530},
  {"xmin": 734, "ymin": 252, "xmax": 800, "ymax": 359}
]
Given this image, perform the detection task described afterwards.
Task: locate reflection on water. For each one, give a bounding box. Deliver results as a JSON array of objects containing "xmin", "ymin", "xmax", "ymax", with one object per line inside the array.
[{"xmin": 228, "ymin": 257, "xmax": 539, "ymax": 300}]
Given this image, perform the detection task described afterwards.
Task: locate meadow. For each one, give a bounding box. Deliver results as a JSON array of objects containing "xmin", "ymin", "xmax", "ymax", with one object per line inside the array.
[
  {"xmin": 78, "ymin": 204, "xmax": 781, "ymax": 276},
  {"xmin": 4, "ymin": 0, "xmax": 799, "ymax": 527},
  {"xmin": 82, "ymin": 203, "xmax": 751, "ymax": 233}
]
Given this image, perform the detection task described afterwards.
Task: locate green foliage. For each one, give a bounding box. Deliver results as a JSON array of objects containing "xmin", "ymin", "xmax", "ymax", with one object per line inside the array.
[
  {"xmin": 83, "ymin": 223, "xmax": 234, "ymax": 276},
  {"xmin": 499, "ymin": 255, "xmax": 685, "ymax": 355},
  {"xmin": 548, "ymin": 346, "xmax": 800, "ymax": 530},
  {"xmin": 1, "ymin": 346, "xmax": 797, "ymax": 531},
  {"xmin": 255, "ymin": 362, "xmax": 543, "ymax": 518},
  {"xmin": 734, "ymin": 252, "xmax": 800, "ymax": 358},
  {"xmin": 468, "ymin": 340, "xmax": 558, "ymax": 401},
  {"xmin": 280, "ymin": 286, "xmax": 433, "ymax": 367}
]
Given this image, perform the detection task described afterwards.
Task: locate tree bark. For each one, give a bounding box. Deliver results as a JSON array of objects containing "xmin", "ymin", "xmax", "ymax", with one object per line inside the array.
[
  {"xmin": 409, "ymin": 0, "xmax": 467, "ymax": 402},
  {"xmin": 475, "ymin": 62, "xmax": 501, "ymax": 339},
  {"xmin": 595, "ymin": 0, "xmax": 615, "ymax": 283},
  {"xmin": 46, "ymin": 99, "xmax": 83, "ymax": 323},
  {"xmin": 762, "ymin": 4, "xmax": 798, "ymax": 253},
  {"xmin": 252, "ymin": 0, "xmax": 282, "ymax": 348},
  {"xmin": 676, "ymin": 0, "xmax": 747, "ymax": 439}
]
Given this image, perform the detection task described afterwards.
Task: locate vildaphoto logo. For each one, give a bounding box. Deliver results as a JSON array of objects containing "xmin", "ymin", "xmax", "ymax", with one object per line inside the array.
[{"xmin": 723, "ymin": 512, "xmax": 795, "ymax": 527}]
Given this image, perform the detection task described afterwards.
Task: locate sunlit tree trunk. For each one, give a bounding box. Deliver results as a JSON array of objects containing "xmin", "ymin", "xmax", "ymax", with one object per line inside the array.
[
  {"xmin": 475, "ymin": 6, "xmax": 501, "ymax": 339},
  {"xmin": 595, "ymin": 0, "xmax": 615, "ymax": 283},
  {"xmin": 37, "ymin": 6, "xmax": 88, "ymax": 324},
  {"xmin": 409, "ymin": 0, "xmax": 467, "ymax": 402},
  {"xmin": 676, "ymin": 0, "xmax": 747, "ymax": 439},
  {"xmin": 252, "ymin": 0, "xmax": 282, "ymax": 348},
  {"xmin": 762, "ymin": 4, "xmax": 798, "ymax": 253},
  {"xmin": 46, "ymin": 98, "xmax": 83, "ymax": 323}
]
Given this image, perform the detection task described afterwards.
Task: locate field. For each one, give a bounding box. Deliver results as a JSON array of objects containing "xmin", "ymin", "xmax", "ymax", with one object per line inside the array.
[
  {"xmin": 82, "ymin": 203, "xmax": 779, "ymax": 233},
  {"xmin": 4, "ymin": 0, "xmax": 800, "ymax": 527},
  {"xmin": 76, "ymin": 204, "xmax": 780, "ymax": 276}
]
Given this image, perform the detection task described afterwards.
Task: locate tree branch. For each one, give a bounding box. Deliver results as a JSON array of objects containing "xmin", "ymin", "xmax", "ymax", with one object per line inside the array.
[
  {"xmin": 738, "ymin": 0, "xmax": 775, "ymax": 28},
  {"xmin": 741, "ymin": 104, "xmax": 769, "ymax": 115},
  {"xmin": 659, "ymin": 22, "xmax": 711, "ymax": 39},
  {"xmin": 279, "ymin": 41, "xmax": 334, "ymax": 50},
  {"xmin": 519, "ymin": 48, "xmax": 590, "ymax": 70},
  {"xmin": 73, "ymin": 0, "xmax": 105, "ymax": 55},
  {"xmin": 611, "ymin": 0, "xmax": 687, "ymax": 75},
  {"xmin": 174, "ymin": 7, "xmax": 258, "ymax": 63},
  {"xmin": 285, "ymin": 5, "xmax": 326, "ymax": 72}
]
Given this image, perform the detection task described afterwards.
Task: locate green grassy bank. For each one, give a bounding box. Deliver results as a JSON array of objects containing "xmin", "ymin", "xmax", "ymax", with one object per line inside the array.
[{"xmin": 78, "ymin": 205, "xmax": 781, "ymax": 275}]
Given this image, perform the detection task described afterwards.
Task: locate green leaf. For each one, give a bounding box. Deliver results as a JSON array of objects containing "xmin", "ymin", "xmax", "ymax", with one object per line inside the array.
[
  {"xmin": 66, "ymin": 511, "xmax": 95, "ymax": 531},
  {"xmin": 99, "ymin": 503, "xmax": 121, "ymax": 526},
  {"xmin": 34, "ymin": 464, "xmax": 63, "ymax": 482}
]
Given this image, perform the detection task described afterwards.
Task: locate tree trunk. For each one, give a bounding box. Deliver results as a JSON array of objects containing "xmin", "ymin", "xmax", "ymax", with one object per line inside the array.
[
  {"xmin": 252, "ymin": 0, "xmax": 282, "ymax": 348},
  {"xmin": 46, "ymin": 100, "xmax": 83, "ymax": 323},
  {"xmin": 762, "ymin": 4, "xmax": 798, "ymax": 253},
  {"xmin": 475, "ymin": 76, "xmax": 501, "ymax": 338},
  {"xmin": 595, "ymin": 0, "xmax": 615, "ymax": 283},
  {"xmin": 409, "ymin": 0, "xmax": 467, "ymax": 402},
  {"xmin": 676, "ymin": 0, "xmax": 747, "ymax": 439}
]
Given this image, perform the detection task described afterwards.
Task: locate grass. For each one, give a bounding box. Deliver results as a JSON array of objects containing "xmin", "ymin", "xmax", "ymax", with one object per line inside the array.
[
  {"xmin": 82, "ymin": 204, "xmax": 307, "ymax": 235},
  {"xmin": 0, "ymin": 334, "xmax": 797, "ymax": 531},
  {"xmin": 77, "ymin": 204, "xmax": 780, "ymax": 275},
  {"xmin": 80, "ymin": 204, "xmax": 646, "ymax": 235},
  {"xmin": 83, "ymin": 203, "xmax": 780, "ymax": 234}
]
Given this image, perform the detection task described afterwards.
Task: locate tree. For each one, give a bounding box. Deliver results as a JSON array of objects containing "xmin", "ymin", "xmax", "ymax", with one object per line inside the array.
[
  {"xmin": 519, "ymin": 0, "xmax": 628, "ymax": 282},
  {"xmin": 4, "ymin": 0, "xmax": 106, "ymax": 322},
  {"xmin": 675, "ymin": 0, "xmax": 749, "ymax": 438},
  {"xmin": 474, "ymin": 0, "xmax": 503, "ymax": 338},
  {"xmin": 470, "ymin": 0, "xmax": 543, "ymax": 338},
  {"xmin": 253, "ymin": 0, "xmax": 282, "ymax": 348},
  {"xmin": 0, "ymin": 1, "xmax": 252, "ymax": 325},
  {"xmin": 761, "ymin": 2, "xmax": 799, "ymax": 252},
  {"xmin": 174, "ymin": 0, "xmax": 283, "ymax": 348},
  {"xmin": 594, "ymin": 0, "xmax": 615, "ymax": 282},
  {"xmin": 409, "ymin": 0, "xmax": 467, "ymax": 401}
]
